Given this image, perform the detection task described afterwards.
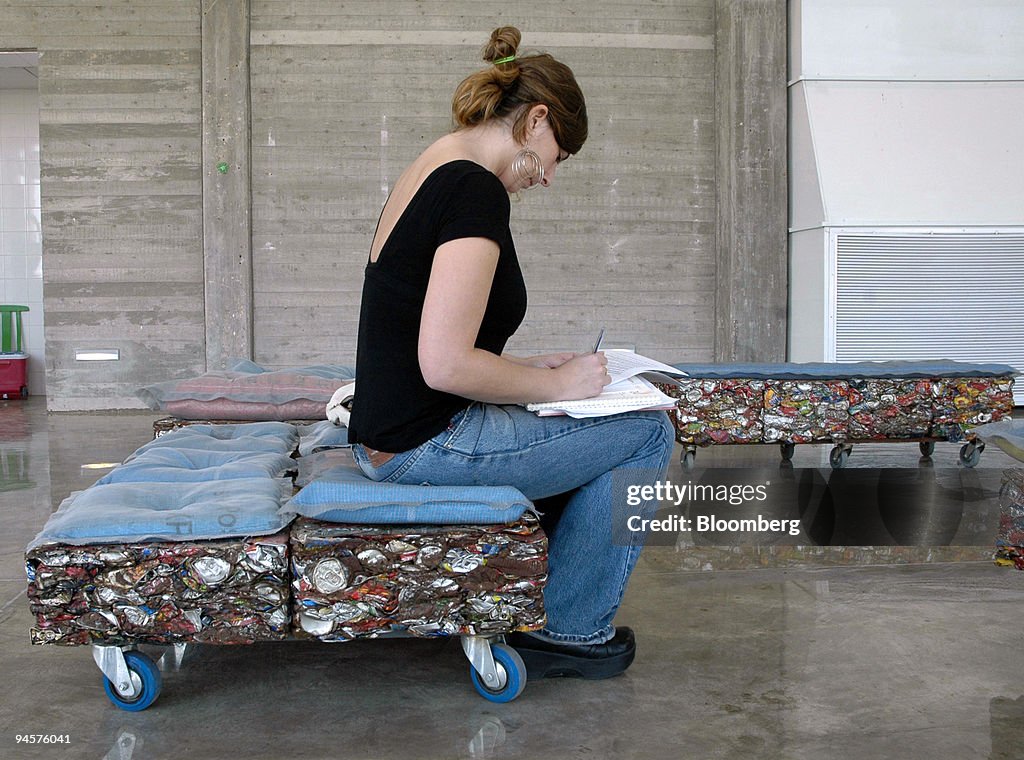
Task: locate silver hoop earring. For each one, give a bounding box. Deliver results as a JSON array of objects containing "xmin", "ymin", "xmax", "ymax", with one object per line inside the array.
[{"xmin": 511, "ymin": 146, "xmax": 544, "ymax": 189}]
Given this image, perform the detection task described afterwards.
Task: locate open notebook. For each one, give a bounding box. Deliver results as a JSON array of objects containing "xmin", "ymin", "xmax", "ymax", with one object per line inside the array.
[{"xmin": 525, "ymin": 350, "xmax": 687, "ymax": 419}]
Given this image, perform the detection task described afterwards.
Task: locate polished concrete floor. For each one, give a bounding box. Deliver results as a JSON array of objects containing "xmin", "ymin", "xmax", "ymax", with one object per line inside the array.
[{"xmin": 2, "ymin": 396, "xmax": 1024, "ymax": 759}]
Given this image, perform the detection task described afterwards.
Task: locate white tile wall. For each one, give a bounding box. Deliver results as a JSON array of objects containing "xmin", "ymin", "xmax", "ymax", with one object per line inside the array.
[{"xmin": 0, "ymin": 87, "xmax": 44, "ymax": 396}]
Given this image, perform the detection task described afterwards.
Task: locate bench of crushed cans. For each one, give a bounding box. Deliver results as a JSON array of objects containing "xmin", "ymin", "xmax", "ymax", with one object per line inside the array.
[
  {"xmin": 656, "ymin": 360, "xmax": 1017, "ymax": 469},
  {"xmin": 26, "ymin": 419, "xmax": 546, "ymax": 709},
  {"xmin": 995, "ymin": 468, "xmax": 1024, "ymax": 570}
]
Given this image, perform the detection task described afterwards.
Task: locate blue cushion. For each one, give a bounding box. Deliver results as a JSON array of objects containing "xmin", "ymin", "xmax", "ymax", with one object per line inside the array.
[
  {"xmin": 297, "ymin": 420, "xmax": 352, "ymax": 456},
  {"xmin": 28, "ymin": 478, "xmax": 295, "ymax": 548},
  {"xmin": 158, "ymin": 421, "xmax": 299, "ymax": 442},
  {"xmin": 672, "ymin": 359, "xmax": 1020, "ymax": 380},
  {"xmin": 130, "ymin": 422, "xmax": 298, "ymax": 459},
  {"xmin": 227, "ymin": 359, "xmax": 355, "ymax": 380},
  {"xmin": 285, "ymin": 457, "xmax": 533, "ymax": 525},
  {"xmin": 95, "ymin": 448, "xmax": 296, "ymax": 485}
]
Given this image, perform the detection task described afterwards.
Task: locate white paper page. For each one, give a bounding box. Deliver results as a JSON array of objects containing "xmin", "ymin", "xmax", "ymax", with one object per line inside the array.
[
  {"xmin": 527, "ymin": 376, "xmax": 676, "ymax": 418},
  {"xmin": 603, "ymin": 349, "xmax": 688, "ymax": 384}
]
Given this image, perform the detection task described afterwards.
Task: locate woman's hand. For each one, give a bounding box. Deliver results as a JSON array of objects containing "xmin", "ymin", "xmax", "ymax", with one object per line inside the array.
[{"xmin": 552, "ymin": 351, "xmax": 611, "ymax": 400}]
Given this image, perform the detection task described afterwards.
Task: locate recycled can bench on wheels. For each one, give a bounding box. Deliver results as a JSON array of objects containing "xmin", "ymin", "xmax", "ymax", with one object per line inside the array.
[
  {"xmin": 26, "ymin": 419, "xmax": 547, "ymax": 709},
  {"xmin": 657, "ymin": 360, "xmax": 1016, "ymax": 470},
  {"xmin": 90, "ymin": 632, "xmax": 528, "ymax": 711}
]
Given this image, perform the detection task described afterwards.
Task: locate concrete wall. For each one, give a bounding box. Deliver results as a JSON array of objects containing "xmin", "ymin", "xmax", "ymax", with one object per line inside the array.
[
  {"xmin": 249, "ymin": 2, "xmax": 724, "ymax": 367},
  {"xmin": 714, "ymin": 0, "xmax": 787, "ymax": 362},
  {"xmin": 0, "ymin": 1, "xmax": 205, "ymax": 410},
  {"xmin": 0, "ymin": 0, "xmax": 787, "ymax": 409}
]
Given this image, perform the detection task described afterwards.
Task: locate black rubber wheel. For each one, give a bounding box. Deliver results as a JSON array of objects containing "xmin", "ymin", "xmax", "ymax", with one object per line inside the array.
[
  {"xmin": 780, "ymin": 442, "xmax": 796, "ymax": 461},
  {"xmin": 829, "ymin": 446, "xmax": 850, "ymax": 469},
  {"xmin": 919, "ymin": 440, "xmax": 935, "ymax": 458},
  {"xmin": 959, "ymin": 443, "xmax": 981, "ymax": 468}
]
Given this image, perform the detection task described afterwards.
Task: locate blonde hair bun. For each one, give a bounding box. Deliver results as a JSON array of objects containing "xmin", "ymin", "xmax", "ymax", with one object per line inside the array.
[{"xmin": 451, "ymin": 26, "xmax": 588, "ymax": 155}]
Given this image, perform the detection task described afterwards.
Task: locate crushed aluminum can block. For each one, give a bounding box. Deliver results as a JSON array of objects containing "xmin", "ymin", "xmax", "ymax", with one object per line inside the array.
[
  {"xmin": 26, "ymin": 532, "xmax": 290, "ymax": 646},
  {"xmin": 931, "ymin": 378, "xmax": 1015, "ymax": 443},
  {"xmin": 309, "ymin": 558, "xmax": 349, "ymax": 594},
  {"xmin": 289, "ymin": 516, "xmax": 547, "ymax": 641},
  {"xmin": 762, "ymin": 380, "xmax": 850, "ymax": 443},
  {"xmin": 152, "ymin": 416, "xmax": 309, "ymax": 438},
  {"xmin": 658, "ymin": 379, "xmax": 765, "ymax": 446},
  {"xmin": 994, "ymin": 469, "xmax": 1024, "ymax": 570},
  {"xmin": 190, "ymin": 556, "xmax": 232, "ymax": 585},
  {"xmin": 442, "ymin": 548, "xmax": 484, "ymax": 573},
  {"xmin": 846, "ymin": 379, "xmax": 932, "ymax": 441},
  {"xmin": 994, "ymin": 546, "xmax": 1024, "ymax": 571}
]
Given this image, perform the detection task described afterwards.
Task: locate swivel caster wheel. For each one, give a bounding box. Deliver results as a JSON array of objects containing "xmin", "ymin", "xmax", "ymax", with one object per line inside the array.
[
  {"xmin": 779, "ymin": 442, "xmax": 796, "ymax": 462},
  {"xmin": 101, "ymin": 650, "xmax": 162, "ymax": 711},
  {"xmin": 470, "ymin": 643, "xmax": 526, "ymax": 703},
  {"xmin": 829, "ymin": 445, "xmax": 852, "ymax": 469},
  {"xmin": 959, "ymin": 441, "xmax": 984, "ymax": 468},
  {"xmin": 680, "ymin": 449, "xmax": 697, "ymax": 470},
  {"xmin": 919, "ymin": 440, "xmax": 935, "ymax": 458}
]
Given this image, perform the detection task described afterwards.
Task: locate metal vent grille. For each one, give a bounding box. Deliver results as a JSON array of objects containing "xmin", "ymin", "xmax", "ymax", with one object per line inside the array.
[{"xmin": 834, "ymin": 230, "xmax": 1024, "ymax": 405}]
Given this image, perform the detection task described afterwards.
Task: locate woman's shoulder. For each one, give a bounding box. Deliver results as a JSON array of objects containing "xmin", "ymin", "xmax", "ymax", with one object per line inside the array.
[
  {"xmin": 431, "ymin": 158, "xmax": 500, "ymax": 186},
  {"xmin": 403, "ymin": 139, "xmax": 509, "ymax": 213},
  {"xmin": 427, "ymin": 160, "xmax": 508, "ymax": 210},
  {"xmin": 414, "ymin": 140, "xmax": 501, "ymax": 187}
]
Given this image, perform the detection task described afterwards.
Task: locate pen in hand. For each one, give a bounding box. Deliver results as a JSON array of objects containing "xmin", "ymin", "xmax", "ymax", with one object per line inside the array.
[{"xmin": 592, "ymin": 327, "xmax": 605, "ymax": 354}]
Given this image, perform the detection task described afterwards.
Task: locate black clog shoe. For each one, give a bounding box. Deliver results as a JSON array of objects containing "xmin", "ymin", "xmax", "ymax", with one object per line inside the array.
[{"xmin": 504, "ymin": 626, "xmax": 636, "ymax": 680}]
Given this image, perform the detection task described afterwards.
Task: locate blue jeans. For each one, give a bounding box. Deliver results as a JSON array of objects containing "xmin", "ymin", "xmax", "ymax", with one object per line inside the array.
[{"xmin": 352, "ymin": 403, "xmax": 674, "ymax": 645}]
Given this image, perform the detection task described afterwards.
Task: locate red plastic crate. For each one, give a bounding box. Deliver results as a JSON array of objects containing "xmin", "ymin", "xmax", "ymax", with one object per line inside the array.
[{"xmin": 0, "ymin": 354, "xmax": 28, "ymax": 399}]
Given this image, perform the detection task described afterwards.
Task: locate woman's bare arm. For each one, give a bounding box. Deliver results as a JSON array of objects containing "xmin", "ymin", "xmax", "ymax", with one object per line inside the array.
[
  {"xmin": 418, "ymin": 237, "xmax": 608, "ymax": 404},
  {"xmin": 502, "ymin": 352, "xmax": 577, "ymax": 368}
]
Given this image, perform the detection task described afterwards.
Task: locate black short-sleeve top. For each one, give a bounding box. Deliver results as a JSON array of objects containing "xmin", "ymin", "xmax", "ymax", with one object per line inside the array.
[{"xmin": 348, "ymin": 160, "xmax": 528, "ymax": 452}]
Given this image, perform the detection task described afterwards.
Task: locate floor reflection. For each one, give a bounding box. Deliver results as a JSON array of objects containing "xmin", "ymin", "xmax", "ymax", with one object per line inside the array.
[
  {"xmin": 637, "ymin": 466, "xmax": 1007, "ymax": 547},
  {"xmin": 990, "ymin": 694, "xmax": 1024, "ymax": 760},
  {"xmin": 102, "ymin": 728, "xmax": 141, "ymax": 760},
  {"xmin": 0, "ymin": 400, "xmax": 34, "ymax": 492},
  {"xmin": 4, "ymin": 398, "xmax": 1024, "ymax": 759},
  {"xmin": 467, "ymin": 716, "xmax": 507, "ymax": 758}
]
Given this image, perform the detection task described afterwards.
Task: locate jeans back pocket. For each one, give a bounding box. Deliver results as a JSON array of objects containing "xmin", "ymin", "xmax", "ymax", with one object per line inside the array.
[{"xmin": 436, "ymin": 403, "xmax": 482, "ymax": 455}]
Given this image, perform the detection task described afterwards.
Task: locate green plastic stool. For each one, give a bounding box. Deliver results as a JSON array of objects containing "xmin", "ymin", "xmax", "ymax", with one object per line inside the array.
[{"xmin": 0, "ymin": 305, "xmax": 28, "ymax": 355}]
